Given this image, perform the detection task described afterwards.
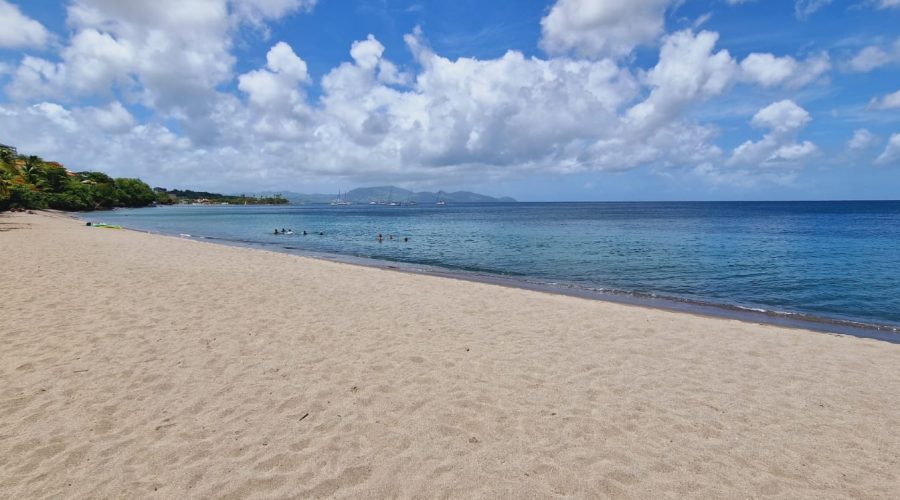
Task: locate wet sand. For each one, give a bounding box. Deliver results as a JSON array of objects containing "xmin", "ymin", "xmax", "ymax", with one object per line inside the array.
[{"xmin": 1, "ymin": 210, "xmax": 899, "ymax": 498}]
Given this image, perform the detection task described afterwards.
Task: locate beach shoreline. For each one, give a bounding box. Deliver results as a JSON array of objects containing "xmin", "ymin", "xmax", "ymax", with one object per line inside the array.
[
  {"xmin": 75, "ymin": 208, "xmax": 900, "ymax": 343},
  {"xmin": 3, "ymin": 210, "xmax": 899, "ymax": 498}
]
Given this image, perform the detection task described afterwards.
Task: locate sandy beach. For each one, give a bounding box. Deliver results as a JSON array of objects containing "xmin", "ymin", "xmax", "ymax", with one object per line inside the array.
[{"xmin": 1, "ymin": 210, "xmax": 899, "ymax": 498}]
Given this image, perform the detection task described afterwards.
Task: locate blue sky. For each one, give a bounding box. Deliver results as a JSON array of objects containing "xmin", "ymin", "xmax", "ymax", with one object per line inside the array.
[{"xmin": 0, "ymin": 0, "xmax": 898, "ymax": 200}]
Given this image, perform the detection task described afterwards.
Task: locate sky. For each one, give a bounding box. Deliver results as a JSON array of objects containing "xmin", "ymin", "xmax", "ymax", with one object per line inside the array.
[{"xmin": 0, "ymin": 0, "xmax": 898, "ymax": 201}]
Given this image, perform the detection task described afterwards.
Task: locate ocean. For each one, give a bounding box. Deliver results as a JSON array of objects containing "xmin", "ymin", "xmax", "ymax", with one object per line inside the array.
[{"xmin": 89, "ymin": 201, "xmax": 900, "ymax": 339}]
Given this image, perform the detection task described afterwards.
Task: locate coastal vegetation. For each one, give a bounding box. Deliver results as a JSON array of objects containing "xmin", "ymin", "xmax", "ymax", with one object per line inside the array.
[
  {"xmin": 0, "ymin": 143, "xmax": 286, "ymax": 212},
  {"xmin": 154, "ymin": 189, "xmax": 288, "ymax": 206},
  {"xmin": 0, "ymin": 143, "xmax": 152, "ymax": 212}
]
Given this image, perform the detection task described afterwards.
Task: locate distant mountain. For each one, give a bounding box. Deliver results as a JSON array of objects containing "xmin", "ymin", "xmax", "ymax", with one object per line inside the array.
[
  {"xmin": 251, "ymin": 186, "xmax": 516, "ymax": 204},
  {"xmin": 344, "ymin": 186, "xmax": 414, "ymax": 203}
]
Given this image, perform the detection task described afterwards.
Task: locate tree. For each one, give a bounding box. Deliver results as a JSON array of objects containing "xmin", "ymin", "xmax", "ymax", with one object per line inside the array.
[
  {"xmin": 76, "ymin": 171, "xmax": 118, "ymax": 208},
  {"xmin": 155, "ymin": 191, "xmax": 175, "ymax": 205},
  {"xmin": 114, "ymin": 178, "xmax": 156, "ymax": 207},
  {"xmin": 43, "ymin": 165, "xmax": 70, "ymax": 193},
  {"xmin": 4, "ymin": 184, "xmax": 47, "ymax": 210},
  {"xmin": 47, "ymin": 182, "xmax": 94, "ymax": 211},
  {"xmin": 21, "ymin": 163, "xmax": 41, "ymax": 186}
]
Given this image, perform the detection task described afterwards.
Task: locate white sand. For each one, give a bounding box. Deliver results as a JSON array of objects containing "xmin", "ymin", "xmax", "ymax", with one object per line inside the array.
[{"xmin": 1, "ymin": 211, "xmax": 899, "ymax": 498}]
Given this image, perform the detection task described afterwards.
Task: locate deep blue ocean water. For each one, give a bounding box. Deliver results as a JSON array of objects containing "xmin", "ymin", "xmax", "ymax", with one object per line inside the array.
[{"xmin": 91, "ymin": 201, "xmax": 900, "ymax": 335}]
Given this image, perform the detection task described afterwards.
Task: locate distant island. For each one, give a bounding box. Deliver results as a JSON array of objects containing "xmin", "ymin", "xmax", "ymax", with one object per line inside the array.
[
  {"xmin": 0, "ymin": 143, "xmax": 287, "ymax": 212},
  {"xmin": 258, "ymin": 186, "xmax": 516, "ymax": 204}
]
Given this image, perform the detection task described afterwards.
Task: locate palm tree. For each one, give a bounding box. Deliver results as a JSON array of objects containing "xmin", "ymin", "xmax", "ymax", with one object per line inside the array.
[
  {"xmin": 21, "ymin": 163, "xmax": 40, "ymax": 186},
  {"xmin": 20, "ymin": 155, "xmax": 46, "ymax": 186}
]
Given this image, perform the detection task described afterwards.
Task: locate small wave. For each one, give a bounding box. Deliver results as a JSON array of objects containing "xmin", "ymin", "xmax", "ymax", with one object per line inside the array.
[{"xmin": 734, "ymin": 305, "xmax": 768, "ymax": 313}]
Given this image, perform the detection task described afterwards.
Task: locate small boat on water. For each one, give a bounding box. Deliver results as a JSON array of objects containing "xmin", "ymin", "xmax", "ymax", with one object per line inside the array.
[
  {"xmin": 387, "ymin": 188, "xmax": 400, "ymax": 206},
  {"xmin": 330, "ymin": 190, "xmax": 352, "ymax": 206}
]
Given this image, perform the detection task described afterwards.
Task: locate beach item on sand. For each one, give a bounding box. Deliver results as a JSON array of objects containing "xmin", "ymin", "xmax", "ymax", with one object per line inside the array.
[{"xmin": 92, "ymin": 223, "xmax": 122, "ymax": 229}]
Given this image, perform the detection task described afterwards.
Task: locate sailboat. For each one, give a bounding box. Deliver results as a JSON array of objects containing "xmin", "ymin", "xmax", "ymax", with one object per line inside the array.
[
  {"xmin": 330, "ymin": 190, "xmax": 352, "ymax": 206},
  {"xmin": 435, "ymin": 191, "xmax": 446, "ymax": 206},
  {"xmin": 387, "ymin": 188, "xmax": 400, "ymax": 206}
]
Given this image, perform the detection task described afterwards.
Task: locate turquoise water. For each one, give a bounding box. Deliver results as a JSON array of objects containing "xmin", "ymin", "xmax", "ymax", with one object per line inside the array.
[{"xmin": 92, "ymin": 201, "xmax": 900, "ymax": 336}]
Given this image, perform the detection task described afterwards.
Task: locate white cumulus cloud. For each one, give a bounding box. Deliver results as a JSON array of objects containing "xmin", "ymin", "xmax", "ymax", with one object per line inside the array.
[
  {"xmin": 238, "ymin": 42, "xmax": 309, "ymax": 108},
  {"xmin": 627, "ymin": 30, "xmax": 737, "ymax": 130},
  {"xmin": 3, "ymin": 0, "xmax": 322, "ymax": 144},
  {"xmin": 845, "ymin": 39, "xmax": 900, "ymax": 73},
  {"xmin": 848, "ymin": 46, "xmax": 892, "ymax": 72},
  {"xmin": 739, "ymin": 52, "xmax": 830, "ymax": 87},
  {"xmin": 728, "ymin": 100, "xmax": 817, "ymax": 167},
  {"xmin": 751, "ymin": 99, "xmax": 812, "ymax": 133},
  {"xmin": 848, "ymin": 129, "xmax": 877, "ymax": 150},
  {"xmin": 540, "ymin": 0, "xmax": 677, "ymax": 58},
  {"xmin": 868, "ymin": 89, "xmax": 900, "ymax": 109},
  {"xmin": 85, "ymin": 101, "xmax": 136, "ymax": 133},
  {"xmin": 30, "ymin": 102, "xmax": 78, "ymax": 132},
  {"xmin": 876, "ymin": 133, "xmax": 900, "ymax": 165},
  {"xmin": 0, "ymin": 0, "xmax": 49, "ymax": 48}
]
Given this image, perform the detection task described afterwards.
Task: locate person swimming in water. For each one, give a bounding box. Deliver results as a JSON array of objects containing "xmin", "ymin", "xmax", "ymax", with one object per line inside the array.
[
  {"xmin": 273, "ymin": 228, "xmax": 279, "ymax": 234},
  {"xmin": 376, "ymin": 233, "xmax": 383, "ymax": 242}
]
